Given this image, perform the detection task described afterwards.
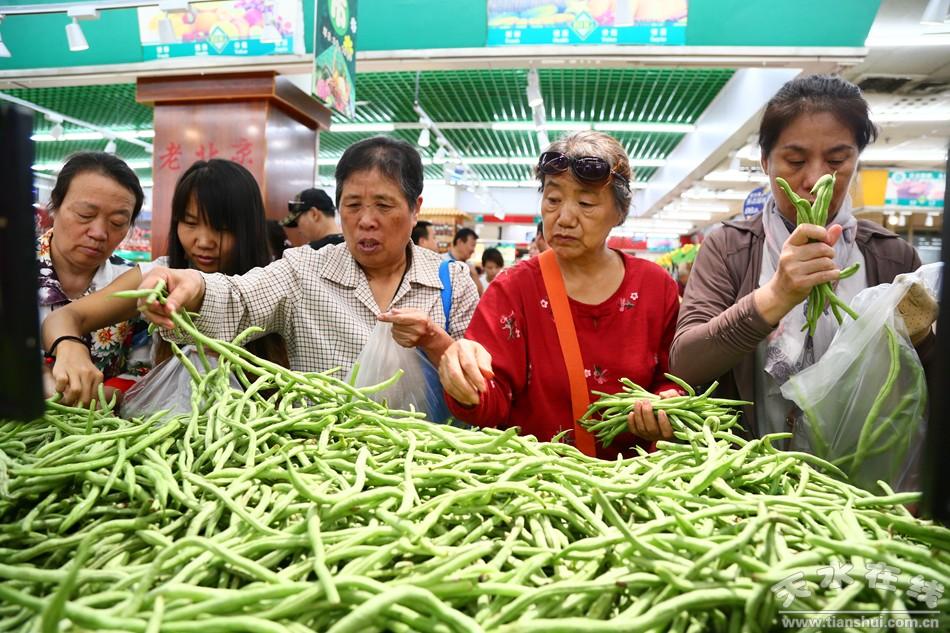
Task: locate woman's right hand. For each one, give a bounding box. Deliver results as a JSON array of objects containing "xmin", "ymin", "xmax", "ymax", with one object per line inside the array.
[
  {"xmin": 438, "ymin": 339, "xmax": 494, "ymax": 406},
  {"xmin": 137, "ymin": 267, "xmax": 206, "ymax": 329},
  {"xmin": 51, "ymin": 340, "xmax": 103, "ymax": 406},
  {"xmin": 754, "ymin": 223, "xmax": 844, "ymax": 326}
]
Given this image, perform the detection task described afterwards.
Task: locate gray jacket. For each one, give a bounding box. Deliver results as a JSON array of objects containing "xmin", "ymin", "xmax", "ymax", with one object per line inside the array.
[{"xmin": 670, "ymin": 213, "xmax": 933, "ymax": 437}]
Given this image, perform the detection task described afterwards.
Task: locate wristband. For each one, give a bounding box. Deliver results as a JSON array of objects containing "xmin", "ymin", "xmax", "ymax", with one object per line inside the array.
[{"xmin": 44, "ymin": 335, "xmax": 90, "ymax": 362}]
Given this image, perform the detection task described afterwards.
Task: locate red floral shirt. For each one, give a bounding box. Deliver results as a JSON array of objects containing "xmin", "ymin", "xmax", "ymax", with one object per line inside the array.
[{"xmin": 446, "ymin": 251, "xmax": 680, "ymax": 459}]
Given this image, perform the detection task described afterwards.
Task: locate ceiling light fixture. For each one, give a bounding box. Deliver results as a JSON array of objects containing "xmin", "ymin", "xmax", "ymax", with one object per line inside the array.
[
  {"xmin": 0, "ymin": 16, "xmax": 11, "ymax": 58},
  {"xmin": 46, "ymin": 114, "xmax": 65, "ymax": 140},
  {"xmin": 925, "ymin": 213, "xmax": 935, "ymax": 227},
  {"xmin": 417, "ymin": 127, "xmax": 430, "ymax": 148},
  {"xmin": 525, "ymin": 68, "xmax": 543, "ymax": 108},
  {"xmin": 65, "ymin": 7, "xmax": 98, "ymax": 52},
  {"xmin": 703, "ymin": 170, "xmax": 770, "ymax": 184},
  {"xmin": 65, "ymin": 17, "xmax": 88, "ymax": 51},
  {"xmin": 594, "ymin": 122, "xmax": 695, "ymax": 134},
  {"xmin": 921, "ymin": 0, "xmax": 950, "ymax": 24},
  {"xmin": 104, "ymin": 133, "xmax": 117, "ymax": 154}
]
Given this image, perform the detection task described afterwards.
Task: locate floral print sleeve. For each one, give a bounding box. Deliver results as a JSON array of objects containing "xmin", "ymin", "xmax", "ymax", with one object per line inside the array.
[{"xmin": 36, "ymin": 230, "xmax": 151, "ymax": 379}]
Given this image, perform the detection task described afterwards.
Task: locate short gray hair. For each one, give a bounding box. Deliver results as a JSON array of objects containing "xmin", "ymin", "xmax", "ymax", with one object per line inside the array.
[{"xmin": 535, "ymin": 130, "xmax": 634, "ymax": 223}]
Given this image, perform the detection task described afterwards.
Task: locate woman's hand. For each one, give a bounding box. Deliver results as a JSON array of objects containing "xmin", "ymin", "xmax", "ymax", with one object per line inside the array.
[
  {"xmin": 627, "ymin": 388, "xmax": 680, "ymax": 442},
  {"xmin": 137, "ymin": 267, "xmax": 206, "ymax": 329},
  {"xmin": 438, "ymin": 339, "xmax": 494, "ymax": 406},
  {"xmin": 50, "ymin": 339, "xmax": 103, "ymax": 406},
  {"xmin": 378, "ymin": 308, "xmax": 435, "ymax": 348},
  {"xmin": 754, "ymin": 223, "xmax": 844, "ymax": 326}
]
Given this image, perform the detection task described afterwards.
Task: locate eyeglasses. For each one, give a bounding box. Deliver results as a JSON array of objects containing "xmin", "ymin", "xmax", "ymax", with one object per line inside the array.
[{"xmin": 537, "ymin": 151, "xmax": 630, "ymax": 192}]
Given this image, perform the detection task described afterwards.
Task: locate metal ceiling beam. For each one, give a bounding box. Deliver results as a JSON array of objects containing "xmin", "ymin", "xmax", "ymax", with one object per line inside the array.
[{"xmin": 633, "ymin": 67, "xmax": 802, "ymax": 218}]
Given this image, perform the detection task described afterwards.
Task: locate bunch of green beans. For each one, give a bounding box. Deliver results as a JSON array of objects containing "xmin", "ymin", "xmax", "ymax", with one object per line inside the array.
[
  {"xmin": 0, "ymin": 287, "xmax": 946, "ymax": 632},
  {"xmin": 580, "ymin": 375, "xmax": 751, "ymax": 447},
  {"xmin": 775, "ymin": 173, "xmax": 860, "ymax": 336}
]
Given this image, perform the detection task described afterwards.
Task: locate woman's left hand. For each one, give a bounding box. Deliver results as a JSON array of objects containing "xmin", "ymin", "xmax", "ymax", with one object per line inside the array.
[
  {"xmin": 378, "ymin": 308, "xmax": 435, "ymax": 348},
  {"xmin": 627, "ymin": 389, "xmax": 680, "ymax": 441}
]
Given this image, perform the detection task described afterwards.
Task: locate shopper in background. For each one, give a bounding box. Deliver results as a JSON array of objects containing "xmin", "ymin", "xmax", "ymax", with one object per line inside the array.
[
  {"xmin": 480, "ymin": 247, "xmax": 505, "ymax": 287},
  {"xmin": 672, "ymin": 74, "xmax": 935, "ymax": 437},
  {"xmin": 445, "ymin": 227, "xmax": 484, "ymax": 295},
  {"xmin": 676, "ymin": 261, "xmax": 692, "ymax": 297},
  {"xmin": 266, "ymin": 219, "xmax": 291, "ymax": 260},
  {"xmin": 281, "ymin": 187, "xmax": 344, "ymax": 250},
  {"xmin": 534, "ymin": 220, "xmax": 548, "ymax": 253},
  {"xmin": 412, "ymin": 220, "xmax": 439, "ymax": 251},
  {"xmin": 439, "ymin": 131, "xmax": 681, "ymax": 458},
  {"xmin": 43, "ymin": 159, "xmax": 288, "ymax": 406},
  {"xmin": 37, "ymin": 151, "xmax": 147, "ymax": 400},
  {"xmin": 134, "ymin": 137, "xmax": 479, "ymax": 379}
]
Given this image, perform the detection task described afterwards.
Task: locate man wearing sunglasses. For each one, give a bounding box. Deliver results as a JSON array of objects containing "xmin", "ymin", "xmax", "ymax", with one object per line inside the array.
[{"xmin": 281, "ymin": 188, "xmax": 344, "ymax": 250}]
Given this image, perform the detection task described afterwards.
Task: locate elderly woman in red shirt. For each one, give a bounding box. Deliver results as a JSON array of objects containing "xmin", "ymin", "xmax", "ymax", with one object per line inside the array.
[{"xmin": 438, "ymin": 131, "xmax": 681, "ymax": 458}]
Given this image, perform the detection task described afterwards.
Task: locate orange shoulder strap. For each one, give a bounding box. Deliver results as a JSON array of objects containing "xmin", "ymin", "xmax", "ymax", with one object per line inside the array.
[{"xmin": 538, "ymin": 249, "xmax": 597, "ymax": 457}]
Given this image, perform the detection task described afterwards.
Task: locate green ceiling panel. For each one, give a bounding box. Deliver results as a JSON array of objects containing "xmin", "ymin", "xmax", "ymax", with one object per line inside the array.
[
  {"xmin": 10, "ymin": 67, "xmax": 733, "ymax": 184},
  {"xmin": 7, "ymin": 83, "xmax": 153, "ymax": 132}
]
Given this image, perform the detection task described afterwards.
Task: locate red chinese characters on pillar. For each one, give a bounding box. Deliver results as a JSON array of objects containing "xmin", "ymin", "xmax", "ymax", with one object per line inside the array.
[
  {"xmin": 196, "ymin": 141, "xmax": 220, "ymax": 161},
  {"xmin": 230, "ymin": 137, "xmax": 254, "ymax": 166},
  {"xmin": 159, "ymin": 142, "xmax": 183, "ymax": 171}
]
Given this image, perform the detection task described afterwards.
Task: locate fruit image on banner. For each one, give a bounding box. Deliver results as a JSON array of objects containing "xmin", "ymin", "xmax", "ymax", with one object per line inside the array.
[
  {"xmin": 138, "ymin": 0, "xmax": 303, "ymax": 60},
  {"xmin": 313, "ymin": 0, "xmax": 359, "ymax": 119},
  {"xmin": 487, "ymin": 0, "xmax": 687, "ymax": 46}
]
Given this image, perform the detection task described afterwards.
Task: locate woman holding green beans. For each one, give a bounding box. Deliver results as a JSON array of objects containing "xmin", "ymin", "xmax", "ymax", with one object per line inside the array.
[{"xmin": 672, "ymin": 74, "xmax": 935, "ymax": 439}]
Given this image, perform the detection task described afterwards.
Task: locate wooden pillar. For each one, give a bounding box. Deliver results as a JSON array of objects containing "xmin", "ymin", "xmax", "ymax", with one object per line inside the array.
[{"xmin": 137, "ymin": 72, "xmax": 332, "ymax": 257}]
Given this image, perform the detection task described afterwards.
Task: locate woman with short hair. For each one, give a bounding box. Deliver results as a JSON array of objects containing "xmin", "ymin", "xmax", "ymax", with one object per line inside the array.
[
  {"xmin": 134, "ymin": 137, "xmax": 479, "ymax": 380},
  {"xmin": 438, "ymin": 131, "xmax": 681, "ymax": 458},
  {"xmin": 671, "ymin": 74, "xmax": 934, "ymax": 437},
  {"xmin": 37, "ymin": 151, "xmax": 146, "ymax": 393}
]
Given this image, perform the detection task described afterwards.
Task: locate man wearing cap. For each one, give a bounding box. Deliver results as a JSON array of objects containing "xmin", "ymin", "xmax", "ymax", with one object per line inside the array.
[{"xmin": 281, "ymin": 188, "xmax": 344, "ymax": 250}]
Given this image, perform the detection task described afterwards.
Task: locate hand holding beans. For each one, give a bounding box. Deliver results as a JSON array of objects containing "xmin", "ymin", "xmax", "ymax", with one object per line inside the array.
[
  {"xmin": 50, "ymin": 340, "xmax": 103, "ymax": 406},
  {"xmin": 136, "ymin": 267, "xmax": 206, "ymax": 329},
  {"xmin": 754, "ymin": 223, "xmax": 844, "ymax": 326},
  {"xmin": 438, "ymin": 339, "xmax": 494, "ymax": 406},
  {"xmin": 626, "ymin": 388, "xmax": 680, "ymax": 441}
]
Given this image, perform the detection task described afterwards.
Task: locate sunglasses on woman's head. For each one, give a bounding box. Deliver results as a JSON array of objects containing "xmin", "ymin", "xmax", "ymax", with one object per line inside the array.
[{"xmin": 537, "ymin": 151, "xmax": 630, "ymax": 192}]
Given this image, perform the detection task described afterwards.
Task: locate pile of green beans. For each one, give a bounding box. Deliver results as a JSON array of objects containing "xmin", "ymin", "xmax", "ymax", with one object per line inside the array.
[
  {"xmin": 580, "ymin": 375, "xmax": 751, "ymax": 447},
  {"xmin": 0, "ymin": 289, "xmax": 947, "ymax": 632},
  {"xmin": 775, "ymin": 173, "xmax": 860, "ymax": 336}
]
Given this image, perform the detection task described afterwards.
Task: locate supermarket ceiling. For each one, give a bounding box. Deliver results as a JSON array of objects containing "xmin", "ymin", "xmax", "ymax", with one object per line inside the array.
[{"xmin": 0, "ymin": 0, "xmax": 947, "ymax": 223}]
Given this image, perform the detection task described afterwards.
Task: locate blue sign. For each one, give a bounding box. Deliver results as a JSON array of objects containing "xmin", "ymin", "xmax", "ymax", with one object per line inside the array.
[{"xmin": 742, "ymin": 185, "xmax": 769, "ymax": 218}]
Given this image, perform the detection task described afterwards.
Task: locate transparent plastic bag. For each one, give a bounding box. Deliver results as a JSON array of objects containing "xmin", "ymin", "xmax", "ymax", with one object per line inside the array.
[
  {"xmin": 352, "ymin": 321, "xmax": 449, "ymax": 422},
  {"xmin": 781, "ymin": 263, "xmax": 941, "ymax": 492},
  {"xmin": 122, "ymin": 346, "xmax": 239, "ymax": 420}
]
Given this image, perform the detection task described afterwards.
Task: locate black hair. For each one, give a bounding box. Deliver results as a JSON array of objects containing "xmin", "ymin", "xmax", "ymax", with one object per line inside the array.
[
  {"xmin": 49, "ymin": 151, "xmax": 145, "ymax": 225},
  {"xmin": 411, "ymin": 220, "xmax": 433, "ymax": 245},
  {"xmin": 167, "ymin": 159, "xmax": 271, "ymax": 275},
  {"xmin": 453, "ymin": 227, "xmax": 478, "ymax": 245},
  {"xmin": 759, "ymin": 74, "xmax": 878, "ymax": 158},
  {"xmin": 266, "ymin": 219, "xmax": 290, "ymax": 260},
  {"xmin": 335, "ymin": 136, "xmax": 423, "ymax": 211},
  {"xmin": 481, "ymin": 247, "xmax": 504, "ymax": 268}
]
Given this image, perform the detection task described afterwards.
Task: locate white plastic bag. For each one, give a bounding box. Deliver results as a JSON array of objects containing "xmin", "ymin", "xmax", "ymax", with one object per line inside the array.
[
  {"xmin": 781, "ymin": 263, "xmax": 941, "ymax": 492},
  {"xmin": 352, "ymin": 321, "xmax": 447, "ymax": 421},
  {"xmin": 122, "ymin": 346, "xmax": 239, "ymax": 420}
]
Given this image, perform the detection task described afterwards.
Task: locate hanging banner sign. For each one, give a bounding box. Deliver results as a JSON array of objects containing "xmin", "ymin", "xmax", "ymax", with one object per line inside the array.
[
  {"xmin": 885, "ymin": 170, "xmax": 945, "ymax": 208},
  {"xmin": 313, "ymin": 0, "xmax": 359, "ymax": 119},
  {"xmin": 138, "ymin": 0, "xmax": 304, "ymax": 60},
  {"xmin": 487, "ymin": 0, "xmax": 687, "ymax": 47}
]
